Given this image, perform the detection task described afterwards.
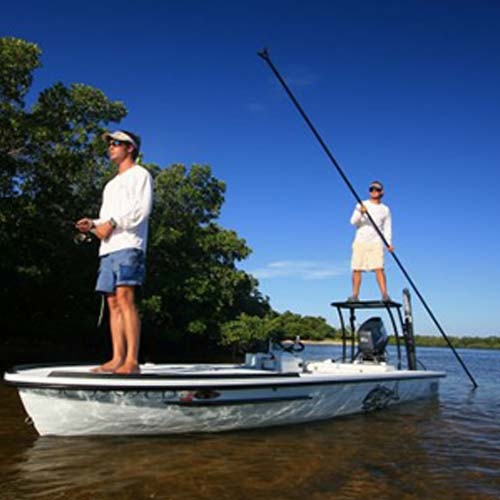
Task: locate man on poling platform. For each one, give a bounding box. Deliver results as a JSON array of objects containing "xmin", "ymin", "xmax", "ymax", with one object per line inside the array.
[
  {"xmin": 76, "ymin": 130, "xmax": 153, "ymax": 374},
  {"xmin": 348, "ymin": 180, "xmax": 394, "ymax": 302}
]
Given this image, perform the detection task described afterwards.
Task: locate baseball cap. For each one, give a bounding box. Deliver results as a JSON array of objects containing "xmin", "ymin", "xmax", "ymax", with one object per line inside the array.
[
  {"xmin": 369, "ymin": 181, "xmax": 384, "ymax": 190},
  {"xmin": 102, "ymin": 130, "xmax": 141, "ymax": 151}
]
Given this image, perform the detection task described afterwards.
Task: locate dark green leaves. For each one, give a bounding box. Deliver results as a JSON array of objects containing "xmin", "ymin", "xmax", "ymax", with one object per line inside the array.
[{"xmin": 144, "ymin": 164, "xmax": 269, "ymax": 342}]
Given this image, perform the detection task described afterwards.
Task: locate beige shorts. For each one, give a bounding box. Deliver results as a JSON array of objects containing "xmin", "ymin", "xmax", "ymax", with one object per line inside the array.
[{"xmin": 351, "ymin": 241, "xmax": 384, "ymax": 271}]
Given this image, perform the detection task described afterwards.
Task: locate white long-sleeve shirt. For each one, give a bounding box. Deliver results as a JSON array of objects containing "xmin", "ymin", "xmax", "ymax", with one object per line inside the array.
[
  {"xmin": 350, "ymin": 199, "xmax": 392, "ymax": 245},
  {"xmin": 93, "ymin": 164, "xmax": 153, "ymax": 256}
]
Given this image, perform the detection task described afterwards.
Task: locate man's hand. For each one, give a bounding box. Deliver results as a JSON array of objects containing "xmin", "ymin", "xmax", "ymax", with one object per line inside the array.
[
  {"xmin": 75, "ymin": 218, "xmax": 93, "ymax": 233},
  {"xmin": 388, "ymin": 245, "xmax": 395, "ymax": 253},
  {"xmin": 94, "ymin": 221, "xmax": 114, "ymax": 240},
  {"xmin": 359, "ymin": 205, "xmax": 368, "ymax": 214}
]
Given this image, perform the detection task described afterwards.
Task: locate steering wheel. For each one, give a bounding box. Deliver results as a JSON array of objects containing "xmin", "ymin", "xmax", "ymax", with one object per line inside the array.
[{"xmin": 275, "ymin": 339, "xmax": 305, "ymax": 353}]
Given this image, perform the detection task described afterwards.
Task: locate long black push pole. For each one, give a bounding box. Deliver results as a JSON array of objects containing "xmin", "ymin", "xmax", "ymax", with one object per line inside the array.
[{"xmin": 258, "ymin": 48, "xmax": 478, "ymax": 389}]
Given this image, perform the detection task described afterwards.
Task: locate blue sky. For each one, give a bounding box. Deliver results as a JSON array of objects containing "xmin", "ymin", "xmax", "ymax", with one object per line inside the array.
[{"xmin": 3, "ymin": 1, "xmax": 500, "ymax": 335}]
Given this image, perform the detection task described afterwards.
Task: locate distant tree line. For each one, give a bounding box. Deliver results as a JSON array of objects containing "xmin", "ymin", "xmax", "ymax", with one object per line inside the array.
[{"xmin": 393, "ymin": 335, "xmax": 500, "ymax": 350}]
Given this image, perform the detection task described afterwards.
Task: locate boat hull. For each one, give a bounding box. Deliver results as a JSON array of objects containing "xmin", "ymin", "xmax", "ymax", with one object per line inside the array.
[{"xmin": 13, "ymin": 373, "xmax": 442, "ymax": 436}]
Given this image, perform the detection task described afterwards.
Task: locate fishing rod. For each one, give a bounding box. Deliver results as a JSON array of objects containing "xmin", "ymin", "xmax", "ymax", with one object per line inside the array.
[{"xmin": 257, "ymin": 47, "xmax": 478, "ymax": 389}]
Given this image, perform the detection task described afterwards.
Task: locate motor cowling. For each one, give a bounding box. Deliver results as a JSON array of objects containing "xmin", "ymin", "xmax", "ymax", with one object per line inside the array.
[{"xmin": 357, "ymin": 317, "xmax": 389, "ymax": 361}]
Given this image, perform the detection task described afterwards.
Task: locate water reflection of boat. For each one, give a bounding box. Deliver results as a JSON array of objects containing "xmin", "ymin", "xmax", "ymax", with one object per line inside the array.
[{"xmin": 4, "ymin": 292, "xmax": 445, "ymax": 436}]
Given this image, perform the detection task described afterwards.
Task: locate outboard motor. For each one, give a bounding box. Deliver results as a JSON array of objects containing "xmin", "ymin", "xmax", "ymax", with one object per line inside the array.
[{"xmin": 357, "ymin": 317, "xmax": 389, "ymax": 362}]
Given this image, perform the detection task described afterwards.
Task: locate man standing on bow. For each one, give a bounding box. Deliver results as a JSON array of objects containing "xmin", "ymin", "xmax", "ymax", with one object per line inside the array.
[
  {"xmin": 349, "ymin": 180, "xmax": 394, "ymax": 302},
  {"xmin": 76, "ymin": 130, "xmax": 153, "ymax": 374}
]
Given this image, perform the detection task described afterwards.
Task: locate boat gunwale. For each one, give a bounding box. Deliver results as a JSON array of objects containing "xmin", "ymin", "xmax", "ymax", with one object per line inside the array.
[{"xmin": 4, "ymin": 370, "xmax": 446, "ymax": 392}]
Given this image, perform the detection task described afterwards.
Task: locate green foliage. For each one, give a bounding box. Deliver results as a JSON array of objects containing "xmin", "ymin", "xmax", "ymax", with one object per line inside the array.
[
  {"xmin": 221, "ymin": 314, "xmax": 273, "ymax": 352},
  {"xmin": 1, "ymin": 37, "xmax": 269, "ymax": 355},
  {"xmin": 0, "ymin": 37, "xmax": 41, "ymax": 107},
  {"xmin": 397, "ymin": 335, "xmax": 500, "ymax": 350},
  {"xmin": 0, "ymin": 37, "xmax": 127, "ymax": 338},
  {"xmin": 268, "ymin": 311, "xmax": 337, "ymax": 341},
  {"xmin": 0, "ymin": 38, "xmax": 41, "ymax": 197},
  {"xmin": 0, "ymin": 37, "xmax": 344, "ymax": 359},
  {"xmin": 220, "ymin": 311, "xmax": 338, "ymax": 352},
  {"xmin": 143, "ymin": 164, "xmax": 270, "ymax": 342}
]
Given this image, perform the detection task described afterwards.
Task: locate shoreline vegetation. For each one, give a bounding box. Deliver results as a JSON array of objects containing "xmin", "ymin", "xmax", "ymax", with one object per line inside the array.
[
  {"xmin": 303, "ymin": 336, "xmax": 500, "ymax": 350},
  {"xmin": 5, "ymin": 335, "xmax": 497, "ymax": 372},
  {"xmin": 2, "ymin": 335, "xmax": 499, "ymax": 358}
]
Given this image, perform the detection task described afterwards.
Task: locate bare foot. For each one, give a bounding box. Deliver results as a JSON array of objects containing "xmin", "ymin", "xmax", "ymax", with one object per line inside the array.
[
  {"xmin": 91, "ymin": 359, "xmax": 124, "ymax": 373},
  {"xmin": 114, "ymin": 361, "xmax": 140, "ymax": 374}
]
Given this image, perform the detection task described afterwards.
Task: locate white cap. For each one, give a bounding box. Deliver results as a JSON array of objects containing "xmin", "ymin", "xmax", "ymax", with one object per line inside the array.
[{"xmin": 102, "ymin": 130, "xmax": 140, "ymax": 150}]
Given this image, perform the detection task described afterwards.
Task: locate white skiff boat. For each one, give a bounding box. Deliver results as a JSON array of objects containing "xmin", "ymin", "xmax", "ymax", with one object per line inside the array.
[{"xmin": 4, "ymin": 292, "xmax": 445, "ymax": 436}]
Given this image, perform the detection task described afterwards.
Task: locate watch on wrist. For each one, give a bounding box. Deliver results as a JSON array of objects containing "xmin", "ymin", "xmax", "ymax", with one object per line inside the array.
[{"xmin": 109, "ymin": 218, "xmax": 117, "ymax": 229}]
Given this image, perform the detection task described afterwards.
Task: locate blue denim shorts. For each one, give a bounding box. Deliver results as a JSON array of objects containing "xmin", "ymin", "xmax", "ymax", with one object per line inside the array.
[{"xmin": 96, "ymin": 248, "xmax": 146, "ymax": 294}]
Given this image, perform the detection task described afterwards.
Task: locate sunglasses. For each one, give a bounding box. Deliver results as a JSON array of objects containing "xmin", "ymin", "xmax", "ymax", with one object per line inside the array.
[
  {"xmin": 369, "ymin": 187, "xmax": 382, "ymax": 192},
  {"xmin": 108, "ymin": 139, "xmax": 127, "ymax": 147}
]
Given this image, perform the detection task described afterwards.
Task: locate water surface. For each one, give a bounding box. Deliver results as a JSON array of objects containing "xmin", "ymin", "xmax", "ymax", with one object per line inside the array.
[{"xmin": 1, "ymin": 346, "xmax": 499, "ymax": 499}]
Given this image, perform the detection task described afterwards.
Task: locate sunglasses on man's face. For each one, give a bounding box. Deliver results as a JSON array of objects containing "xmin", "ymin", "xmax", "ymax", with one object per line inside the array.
[
  {"xmin": 108, "ymin": 139, "xmax": 127, "ymax": 147},
  {"xmin": 369, "ymin": 187, "xmax": 382, "ymax": 193}
]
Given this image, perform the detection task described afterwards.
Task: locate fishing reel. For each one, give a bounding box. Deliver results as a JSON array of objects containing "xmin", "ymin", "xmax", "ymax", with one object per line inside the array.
[{"xmin": 73, "ymin": 232, "xmax": 94, "ymax": 245}]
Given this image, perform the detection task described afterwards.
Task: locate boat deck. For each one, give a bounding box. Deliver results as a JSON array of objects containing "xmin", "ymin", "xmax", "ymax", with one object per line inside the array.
[{"xmin": 4, "ymin": 361, "xmax": 445, "ymax": 391}]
